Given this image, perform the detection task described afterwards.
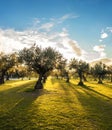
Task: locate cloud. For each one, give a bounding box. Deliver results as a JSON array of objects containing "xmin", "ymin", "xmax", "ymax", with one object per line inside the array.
[
  {"xmin": 83, "ymin": 45, "xmax": 107, "ymax": 62},
  {"xmin": 106, "ymin": 27, "xmax": 112, "ymax": 32},
  {"xmin": 56, "ymin": 43, "xmax": 67, "ymax": 49},
  {"xmin": 93, "ymin": 45, "xmax": 106, "ymax": 58},
  {"xmin": 30, "ymin": 13, "xmax": 78, "ymax": 32},
  {"xmin": 58, "ymin": 14, "xmax": 79, "ymax": 23},
  {"xmin": 33, "ymin": 18, "xmax": 40, "ymax": 24},
  {"xmin": 0, "ymin": 13, "xmax": 83, "ymax": 60},
  {"xmin": 93, "ymin": 45, "xmax": 105, "ymax": 52},
  {"xmin": 100, "ymin": 51, "xmax": 106, "ymax": 57},
  {"xmin": 101, "ymin": 32, "xmax": 108, "ymax": 39},
  {"xmin": 59, "ymin": 28, "xmax": 69, "ymax": 37},
  {"xmin": 61, "ymin": 14, "xmax": 72, "ymax": 20},
  {"xmin": 39, "ymin": 22, "xmax": 54, "ymax": 31},
  {"xmin": 99, "ymin": 27, "xmax": 112, "ymax": 47},
  {"xmin": 0, "ymin": 29, "xmax": 29, "ymax": 53},
  {"xmin": 83, "ymin": 51, "xmax": 101, "ymax": 62},
  {"xmin": 68, "ymin": 40, "xmax": 82, "ymax": 56},
  {"xmin": 99, "ymin": 39, "xmax": 103, "ymax": 42},
  {"xmin": 0, "ymin": 27, "xmax": 84, "ymax": 60}
]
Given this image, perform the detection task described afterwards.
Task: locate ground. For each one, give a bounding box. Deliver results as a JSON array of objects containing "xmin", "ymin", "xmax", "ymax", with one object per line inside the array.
[{"xmin": 0, "ymin": 77, "xmax": 112, "ymax": 130}]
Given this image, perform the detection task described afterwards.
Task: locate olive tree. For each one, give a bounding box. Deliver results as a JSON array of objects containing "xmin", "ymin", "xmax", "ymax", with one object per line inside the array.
[
  {"xmin": 91, "ymin": 62, "xmax": 107, "ymax": 84},
  {"xmin": 19, "ymin": 45, "xmax": 62, "ymax": 89},
  {"xmin": 55, "ymin": 56, "xmax": 69, "ymax": 82},
  {"xmin": 69, "ymin": 58, "xmax": 89, "ymax": 86},
  {"xmin": 107, "ymin": 65, "xmax": 112, "ymax": 82},
  {"xmin": 0, "ymin": 52, "xmax": 17, "ymax": 84}
]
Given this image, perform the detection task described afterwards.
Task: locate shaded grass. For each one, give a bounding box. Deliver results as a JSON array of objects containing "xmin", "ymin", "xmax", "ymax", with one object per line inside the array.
[{"xmin": 0, "ymin": 78, "xmax": 112, "ymax": 129}]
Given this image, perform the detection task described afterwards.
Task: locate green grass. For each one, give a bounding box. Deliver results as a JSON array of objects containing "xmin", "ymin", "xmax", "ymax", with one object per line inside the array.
[{"xmin": 0, "ymin": 78, "xmax": 112, "ymax": 130}]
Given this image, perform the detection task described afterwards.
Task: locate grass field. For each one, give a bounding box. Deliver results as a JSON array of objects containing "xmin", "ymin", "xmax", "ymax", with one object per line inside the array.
[{"xmin": 0, "ymin": 78, "xmax": 112, "ymax": 130}]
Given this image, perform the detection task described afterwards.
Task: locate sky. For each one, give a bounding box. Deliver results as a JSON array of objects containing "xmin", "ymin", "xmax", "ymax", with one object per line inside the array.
[{"xmin": 0, "ymin": 0, "xmax": 112, "ymax": 62}]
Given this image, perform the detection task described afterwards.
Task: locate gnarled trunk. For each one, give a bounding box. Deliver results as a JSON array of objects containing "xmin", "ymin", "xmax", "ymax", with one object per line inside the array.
[
  {"xmin": 78, "ymin": 71, "xmax": 84, "ymax": 86},
  {"xmin": 66, "ymin": 76, "xmax": 69, "ymax": 83},
  {"xmin": 6, "ymin": 72, "xmax": 10, "ymax": 81},
  {"xmin": 0, "ymin": 71, "xmax": 5, "ymax": 84},
  {"xmin": 65, "ymin": 74, "xmax": 69, "ymax": 83},
  {"xmin": 55, "ymin": 74, "xmax": 58, "ymax": 79},
  {"xmin": 83, "ymin": 74, "xmax": 87, "ymax": 82},
  {"xmin": 43, "ymin": 75, "xmax": 47, "ymax": 83},
  {"xmin": 0, "ymin": 76, "xmax": 5, "ymax": 84},
  {"xmin": 98, "ymin": 75, "xmax": 103, "ymax": 84},
  {"xmin": 34, "ymin": 74, "xmax": 43, "ymax": 89}
]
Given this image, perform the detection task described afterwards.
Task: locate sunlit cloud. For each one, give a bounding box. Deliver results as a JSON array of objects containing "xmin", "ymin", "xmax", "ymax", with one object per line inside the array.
[
  {"xmin": 93, "ymin": 45, "xmax": 106, "ymax": 58},
  {"xmin": 0, "ymin": 27, "xmax": 83, "ymax": 59},
  {"xmin": 93, "ymin": 45, "xmax": 105, "ymax": 52},
  {"xmin": 59, "ymin": 28, "xmax": 69, "ymax": 37},
  {"xmin": 83, "ymin": 51, "xmax": 100, "ymax": 62},
  {"xmin": 68, "ymin": 40, "xmax": 82, "ymax": 56},
  {"xmin": 1, "ymin": 13, "xmax": 108, "ymax": 62},
  {"xmin": 0, "ymin": 30, "xmax": 27, "ymax": 53},
  {"xmin": 1, "ymin": 26, "xmax": 105, "ymax": 62},
  {"xmin": 101, "ymin": 32, "xmax": 108, "ymax": 39}
]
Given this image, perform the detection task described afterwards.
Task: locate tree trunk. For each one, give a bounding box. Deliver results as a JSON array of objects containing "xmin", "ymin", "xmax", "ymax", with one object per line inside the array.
[
  {"xmin": 110, "ymin": 74, "xmax": 112, "ymax": 82},
  {"xmin": 55, "ymin": 74, "xmax": 58, "ymax": 79},
  {"xmin": 83, "ymin": 74, "xmax": 87, "ymax": 82},
  {"xmin": 66, "ymin": 74, "xmax": 69, "ymax": 83},
  {"xmin": 43, "ymin": 75, "xmax": 47, "ymax": 83},
  {"xmin": 6, "ymin": 72, "xmax": 10, "ymax": 81},
  {"xmin": 78, "ymin": 72, "xmax": 84, "ymax": 86},
  {"xmin": 34, "ymin": 74, "xmax": 43, "ymax": 89},
  {"xmin": 0, "ymin": 71, "xmax": 5, "ymax": 84},
  {"xmin": 66, "ymin": 76, "xmax": 69, "ymax": 83},
  {"xmin": 0, "ymin": 77, "xmax": 5, "ymax": 84},
  {"xmin": 98, "ymin": 75, "xmax": 103, "ymax": 84}
]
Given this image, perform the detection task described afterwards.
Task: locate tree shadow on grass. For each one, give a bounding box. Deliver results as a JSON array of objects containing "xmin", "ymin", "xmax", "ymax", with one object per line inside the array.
[
  {"xmin": 68, "ymin": 82, "xmax": 112, "ymax": 129},
  {"xmin": 50, "ymin": 77, "xmax": 59, "ymax": 85},
  {"xmin": 81, "ymin": 84, "xmax": 112, "ymax": 100},
  {"xmin": 55, "ymin": 81, "xmax": 112, "ymax": 129},
  {"xmin": 0, "ymin": 80, "xmax": 49, "ymax": 130}
]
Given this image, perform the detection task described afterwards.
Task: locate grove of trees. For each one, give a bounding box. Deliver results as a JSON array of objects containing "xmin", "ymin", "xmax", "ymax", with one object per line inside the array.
[{"xmin": 0, "ymin": 45, "xmax": 112, "ymax": 90}]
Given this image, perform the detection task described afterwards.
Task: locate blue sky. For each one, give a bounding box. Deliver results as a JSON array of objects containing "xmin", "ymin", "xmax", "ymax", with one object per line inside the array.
[{"xmin": 0, "ymin": 0, "xmax": 112, "ymax": 61}]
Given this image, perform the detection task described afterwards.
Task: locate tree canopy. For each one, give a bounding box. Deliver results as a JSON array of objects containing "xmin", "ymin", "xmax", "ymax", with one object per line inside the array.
[
  {"xmin": 0, "ymin": 52, "xmax": 17, "ymax": 84},
  {"xmin": 19, "ymin": 45, "xmax": 63, "ymax": 89}
]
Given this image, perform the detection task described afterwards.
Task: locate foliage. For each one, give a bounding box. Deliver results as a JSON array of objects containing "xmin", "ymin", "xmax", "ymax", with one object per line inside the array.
[
  {"xmin": 0, "ymin": 52, "xmax": 17, "ymax": 84},
  {"xmin": 55, "ymin": 56, "xmax": 70, "ymax": 82},
  {"xmin": 19, "ymin": 45, "xmax": 62, "ymax": 89},
  {"xmin": 107, "ymin": 65, "xmax": 112, "ymax": 82},
  {"xmin": 91, "ymin": 62, "xmax": 107, "ymax": 84},
  {"xmin": 69, "ymin": 58, "xmax": 89, "ymax": 85}
]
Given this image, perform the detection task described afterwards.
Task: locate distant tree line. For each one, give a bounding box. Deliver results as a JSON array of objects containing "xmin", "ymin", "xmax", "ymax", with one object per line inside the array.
[{"xmin": 0, "ymin": 45, "xmax": 112, "ymax": 90}]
